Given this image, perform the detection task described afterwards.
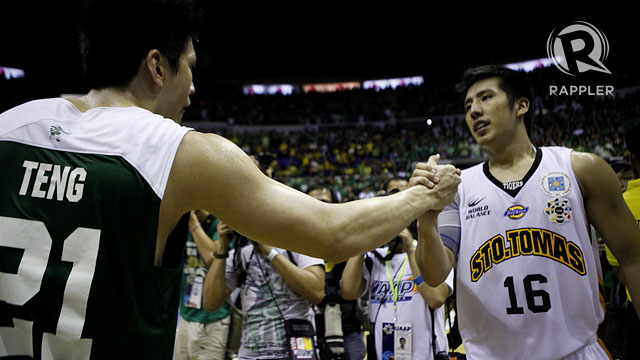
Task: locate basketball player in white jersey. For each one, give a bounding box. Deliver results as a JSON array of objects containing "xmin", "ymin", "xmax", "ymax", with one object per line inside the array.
[{"xmin": 411, "ymin": 65, "xmax": 640, "ymax": 359}]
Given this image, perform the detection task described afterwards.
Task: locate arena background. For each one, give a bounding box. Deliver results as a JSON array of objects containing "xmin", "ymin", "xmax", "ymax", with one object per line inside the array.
[{"xmin": 1, "ymin": 4, "xmax": 638, "ymax": 199}]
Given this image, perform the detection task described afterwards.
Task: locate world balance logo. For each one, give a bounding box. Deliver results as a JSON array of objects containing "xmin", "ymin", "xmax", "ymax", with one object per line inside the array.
[{"xmin": 547, "ymin": 21, "xmax": 610, "ymax": 76}]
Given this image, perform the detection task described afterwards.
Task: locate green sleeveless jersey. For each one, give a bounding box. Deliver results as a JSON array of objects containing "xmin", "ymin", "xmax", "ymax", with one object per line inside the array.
[{"xmin": 0, "ymin": 98, "xmax": 191, "ymax": 359}]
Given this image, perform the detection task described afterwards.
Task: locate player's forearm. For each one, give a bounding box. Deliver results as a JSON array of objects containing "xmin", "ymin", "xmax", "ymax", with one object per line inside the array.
[
  {"xmin": 619, "ymin": 260, "xmax": 640, "ymax": 314},
  {"xmin": 272, "ymin": 257, "xmax": 325, "ymax": 305},
  {"xmin": 327, "ymin": 186, "xmax": 435, "ymax": 262},
  {"xmin": 177, "ymin": 133, "xmax": 442, "ymax": 263},
  {"xmin": 416, "ymin": 215, "xmax": 454, "ymax": 287},
  {"xmin": 341, "ymin": 256, "xmax": 366, "ymax": 300},
  {"xmin": 202, "ymin": 258, "xmax": 230, "ymax": 311}
]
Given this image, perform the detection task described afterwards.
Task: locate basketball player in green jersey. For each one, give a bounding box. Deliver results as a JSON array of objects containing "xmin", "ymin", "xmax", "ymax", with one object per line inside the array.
[{"xmin": 0, "ymin": 0, "xmax": 460, "ymax": 359}]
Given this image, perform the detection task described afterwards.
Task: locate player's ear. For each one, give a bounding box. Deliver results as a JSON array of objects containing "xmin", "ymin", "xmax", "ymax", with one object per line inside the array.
[
  {"xmin": 515, "ymin": 97, "xmax": 530, "ymax": 119},
  {"xmin": 144, "ymin": 49, "xmax": 164, "ymax": 88}
]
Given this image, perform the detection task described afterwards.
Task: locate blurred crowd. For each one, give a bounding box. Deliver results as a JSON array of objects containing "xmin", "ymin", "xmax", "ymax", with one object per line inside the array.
[
  {"xmin": 213, "ymin": 87, "xmax": 639, "ymax": 201},
  {"xmin": 2, "ymin": 66, "xmax": 639, "ymax": 201}
]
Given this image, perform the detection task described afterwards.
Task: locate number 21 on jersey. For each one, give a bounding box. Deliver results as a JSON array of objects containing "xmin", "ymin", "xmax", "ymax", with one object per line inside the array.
[{"xmin": 0, "ymin": 216, "xmax": 99, "ymax": 359}]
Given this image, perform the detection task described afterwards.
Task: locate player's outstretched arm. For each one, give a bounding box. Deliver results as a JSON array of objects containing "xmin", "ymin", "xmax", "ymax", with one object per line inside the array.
[
  {"xmin": 162, "ymin": 132, "xmax": 460, "ymax": 263},
  {"xmin": 572, "ymin": 151, "xmax": 640, "ymax": 314}
]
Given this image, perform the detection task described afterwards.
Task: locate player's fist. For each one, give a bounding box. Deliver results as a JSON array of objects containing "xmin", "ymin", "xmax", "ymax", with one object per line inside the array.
[
  {"xmin": 409, "ymin": 154, "xmax": 441, "ymax": 189},
  {"xmin": 427, "ymin": 164, "xmax": 461, "ymax": 210}
]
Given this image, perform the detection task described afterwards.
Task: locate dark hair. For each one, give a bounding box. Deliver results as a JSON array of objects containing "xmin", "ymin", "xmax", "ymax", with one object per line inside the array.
[
  {"xmin": 456, "ymin": 65, "xmax": 534, "ymax": 134},
  {"xmin": 624, "ymin": 121, "xmax": 640, "ymax": 159},
  {"xmin": 610, "ymin": 159, "xmax": 631, "ymax": 173},
  {"xmin": 78, "ymin": 0, "xmax": 200, "ymax": 89},
  {"xmin": 307, "ymin": 185, "xmax": 340, "ymax": 204},
  {"xmin": 383, "ymin": 176, "xmax": 408, "ymax": 193}
]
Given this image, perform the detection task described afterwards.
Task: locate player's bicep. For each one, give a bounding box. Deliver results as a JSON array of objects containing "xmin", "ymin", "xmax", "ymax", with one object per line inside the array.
[
  {"xmin": 572, "ymin": 152, "xmax": 640, "ymax": 263},
  {"xmin": 169, "ymin": 132, "xmax": 328, "ymax": 254}
]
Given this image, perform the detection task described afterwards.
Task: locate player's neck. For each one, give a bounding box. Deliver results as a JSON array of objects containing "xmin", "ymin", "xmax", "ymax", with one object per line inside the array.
[
  {"xmin": 67, "ymin": 87, "xmax": 148, "ymax": 113},
  {"xmin": 485, "ymin": 131, "xmax": 535, "ymax": 170}
]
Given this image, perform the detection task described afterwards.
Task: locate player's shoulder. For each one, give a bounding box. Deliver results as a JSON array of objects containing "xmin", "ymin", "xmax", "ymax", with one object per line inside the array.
[
  {"xmin": 461, "ymin": 161, "xmax": 485, "ymax": 175},
  {"xmin": 568, "ymin": 150, "xmax": 619, "ymax": 201},
  {"xmin": 0, "ymin": 98, "xmax": 67, "ymax": 132},
  {"xmin": 569, "ymin": 150, "xmax": 605, "ymax": 166},
  {"xmin": 460, "ymin": 161, "xmax": 484, "ymax": 178},
  {"xmin": 569, "ymin": 150, "xmax": 610, "ymax": 179},
  {"xmin": 176, "ymin": 131, "xmax": 238, "ymax": 158},
  {"xmin": 0, "ymin": 97, "xmax": 63, "ymax": 115}
]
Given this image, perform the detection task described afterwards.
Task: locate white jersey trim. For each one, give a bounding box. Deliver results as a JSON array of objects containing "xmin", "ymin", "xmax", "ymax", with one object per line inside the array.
[{"xmin": 0, "ymin": 98, "xmax": 192, "ymax": 199}]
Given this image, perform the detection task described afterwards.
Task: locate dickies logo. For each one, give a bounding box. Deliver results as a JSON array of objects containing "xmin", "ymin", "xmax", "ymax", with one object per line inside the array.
[{"xmin": 504, "ymin": 205, "xmax": 529, "ymax": 220}]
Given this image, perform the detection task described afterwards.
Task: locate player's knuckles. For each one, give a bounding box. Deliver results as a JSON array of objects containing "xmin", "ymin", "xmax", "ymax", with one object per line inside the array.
[
  {"xmin": 408, "ymin": 178, "xmax": 423, "ymax": 187},
  {"xmin": 416, "ymin": 170, "xmax": 437, "ymax": 181},
  {"xmin": 410, "ymin": 178, "xmax": 428, "ymax": 187},
  {"xmin": 438, "ymin": 164, "xmax": 457, "ymax": 174}
]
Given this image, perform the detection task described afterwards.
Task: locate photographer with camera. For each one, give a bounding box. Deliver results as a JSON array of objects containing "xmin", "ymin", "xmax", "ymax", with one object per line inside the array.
[
  {"xmin": 175, "ymin": 210, "xmax": 231, "ymax": 359},
  {"xmin": 202, "ymin": 220, "xmax": 325, "ymax": 360},
  {"xmin": 341, "ymin": 225, "xmax": 453, "ymax": 360},
  {"xmin": 202, "ymin": 156, "xmax": 326, "ymax": 359},
  {"xmin": 308, "ymin": 185, "xmax": 366, "ymax": 360}
]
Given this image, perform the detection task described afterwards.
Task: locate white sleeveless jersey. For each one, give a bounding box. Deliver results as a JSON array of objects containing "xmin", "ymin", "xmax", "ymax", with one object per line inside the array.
[
  {"xmin": 447, "ymin": 147, "xmax": 604, "ymax": 359},
  {"xmin": 0, "ymin": 98, "xmax": 191, "ymax": 359}
]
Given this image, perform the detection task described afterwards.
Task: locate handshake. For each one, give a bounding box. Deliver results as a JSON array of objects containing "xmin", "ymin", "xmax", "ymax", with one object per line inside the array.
[{"xmin": 408, "ymin": 154, "xmax": 461, "ymax": 211}]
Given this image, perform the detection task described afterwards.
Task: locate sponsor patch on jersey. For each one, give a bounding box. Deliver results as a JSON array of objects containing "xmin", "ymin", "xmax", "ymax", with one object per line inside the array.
[
  {"xmin": 468, "ymin": 197, "xmax": 485, "ymax": 207},
  {"xmin": 545, "ymin": 198, "xmax": 572, "ymax": 224},
  {"xmin": 466, "ymin": 197, "xmax": 491, "ymax": 220},
  {"xmin": 541, "ymin": 172, "xmax": 572, "ymax": 196},
  {"xmin": 504, "ymin": 205, "xmax": 529, "ymax": 219}
]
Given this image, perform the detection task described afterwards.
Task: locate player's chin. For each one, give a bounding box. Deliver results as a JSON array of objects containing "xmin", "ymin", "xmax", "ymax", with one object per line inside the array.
[
  {"xmin": 471, "ymin": 133, "xmax": 485, "ymax": 145},
  {"xmin": 473, "ymin": 130, "xmax": 493, "ymax": 145}
]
